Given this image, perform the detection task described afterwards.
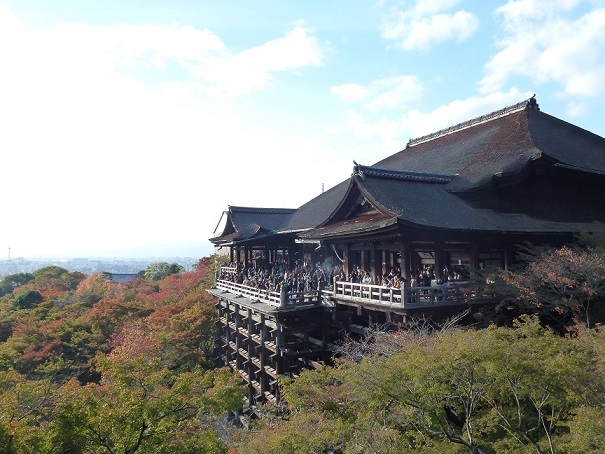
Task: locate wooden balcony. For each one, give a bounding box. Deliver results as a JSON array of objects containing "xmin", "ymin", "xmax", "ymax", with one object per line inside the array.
[
  {"xmin": 214, "ymin": 279, "xmax": 321, "ymax": 308},
  {"xmin": 331, "ymin": 281, "xmax": 470, "ymax": 309},
  {"xmin": 215, "ymin": 277, "xmax": 479, "ymax": 311}
]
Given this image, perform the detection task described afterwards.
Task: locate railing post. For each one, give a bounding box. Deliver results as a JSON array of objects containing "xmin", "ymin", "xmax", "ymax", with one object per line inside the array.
[{"xmin": 280, "ymin": 283, "xmax": 288, "ymax": 309}]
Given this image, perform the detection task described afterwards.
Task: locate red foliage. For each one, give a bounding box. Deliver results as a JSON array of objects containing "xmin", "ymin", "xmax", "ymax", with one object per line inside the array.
[{"xmin": 108, "ymin": 319, "xmax": 159, "ymax": 361}]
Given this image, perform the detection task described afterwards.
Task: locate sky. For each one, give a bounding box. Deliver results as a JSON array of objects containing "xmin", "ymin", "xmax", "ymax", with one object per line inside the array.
[{"xmin": 1, "ymin": 0, "xmax": 605, "ymax": 259}]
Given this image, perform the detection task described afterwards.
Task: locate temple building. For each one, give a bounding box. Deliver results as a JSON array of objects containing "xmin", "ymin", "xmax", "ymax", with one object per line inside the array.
[{"xmin": 208, "ymin": 97, "xmax": 605, "ymax": 406}]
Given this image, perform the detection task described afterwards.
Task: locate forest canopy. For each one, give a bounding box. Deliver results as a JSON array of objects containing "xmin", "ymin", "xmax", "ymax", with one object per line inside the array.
[{"xmin": 0, "ymin": 243, "xmax": 604, "ymax": 453}]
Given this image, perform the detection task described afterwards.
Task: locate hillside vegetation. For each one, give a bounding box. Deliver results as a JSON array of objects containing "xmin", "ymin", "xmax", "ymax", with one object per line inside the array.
[
  {"xmin": 0, "ymin": 258, "xmax": 243, "ymax": 453},
  {"xmin": 1, "ymin": 244, "xmax": 604, "ymax": 453}
]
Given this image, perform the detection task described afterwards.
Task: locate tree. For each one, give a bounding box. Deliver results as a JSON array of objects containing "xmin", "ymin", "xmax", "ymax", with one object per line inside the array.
[
  {"xmin": 13, "ymin": 289, "xmax": 43, "ymax": 309},
  {"xmin": 502, "ymin": 246, "xmax": 605, "ymax": 328},
  {"xmin": 141, "ymin": 262, "xmax": 185, "ymax": 281},
  {"xmin": 51, "ymin": 354, "xmax": 243, "ymax": 453},
  {"xmin": 241, "ymin": 317, "xmax": 605, "ymax": 453},
  {"xmin": 0, "ymin": 371, "xmax": 55, "ymax": 453},
  {"xmin": 0, "ymin": 273, "xmax": 34, "ymax": 297}
]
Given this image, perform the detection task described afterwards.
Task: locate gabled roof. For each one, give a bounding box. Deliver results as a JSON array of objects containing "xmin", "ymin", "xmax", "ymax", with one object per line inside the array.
[
  {"xmin": 210, "ymin": 206, "xmax": 296, "ymax": 245},
  {"xmin": 301, "ymin": 163, "xmax": 602, "ymax": 240},
  {"xmin": 279, "ymin": 180, "xmax": 351, "ymax": 232},
  {"xmin": 212, "ymin": 97, "xmax": 605, "ymax": 244},
  {"xmin": 374, "ymin": 97, "xmax": 605, "ymax": 192}
]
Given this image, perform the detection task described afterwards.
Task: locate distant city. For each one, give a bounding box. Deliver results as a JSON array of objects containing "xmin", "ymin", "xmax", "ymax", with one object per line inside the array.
[{"xmin": 0, "ymin": 256, "xmax": 204, "ymax": 278}]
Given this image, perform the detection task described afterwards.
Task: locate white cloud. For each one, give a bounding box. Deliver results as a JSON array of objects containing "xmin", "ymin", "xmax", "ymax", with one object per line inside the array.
[
  {"xmin": 566, "ymin": 99, "xmax": 588, "ymax": 117},
  {"xmin": 193, "ymin": 26, "xmax": 325, "ymax": 96},
  {"xmin": 0, "ymin": 6, "xmax": 330, "ymax": 257},
  {"xmin": 380, "ymin": 0, "xmax": 479, "ymax": 51},
  {"xmin": 332, "ymin": 75, "xmax": 424, "ymax": 110},
  {"xmin": 331, "ymin": 83, "xmax": 369, "ymax": 102},
  {"xmin": 366, "ymin": 75, "xmax": 425, "ymax": 111},
  {"xmin": 479, "ymin": 2, "xmax": 605, "ymax": 98},
  {"xmin": 329, "ymin": 75, "xmax": 424, "ymax": 147}
]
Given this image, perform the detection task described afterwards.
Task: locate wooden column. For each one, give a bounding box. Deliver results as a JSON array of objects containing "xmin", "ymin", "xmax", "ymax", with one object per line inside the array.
[
  {"xmin": 470, "ymin": 244, "xmax": 480, "ymax": 275},
  {"xmin": 504, "ymin": 243, "xmax": 513, "ymax": 271},
  {"xmin": 434, "ymin": 242, "xmax": 445, "ymax": 280},
  {"xmin": 241, "ymin": 247, "xmax": 246, "ymax": 268},
  {"xmin": 400, "ymin": 242, "xmax": 412, "ymax": 282},
  {"xmin": 343, "ymin": 244, "xmax": 351, "ymax": 280},
  {"xmin": 370, "ymin": 244, "xmax": 377, "ymax": 284},
  {"xmin": 247, "ymin": 308, "xmax": 254, "ymax": 404}
]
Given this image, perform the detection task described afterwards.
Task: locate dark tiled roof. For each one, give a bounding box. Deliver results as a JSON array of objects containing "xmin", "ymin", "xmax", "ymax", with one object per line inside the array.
[
  {"xmin": 528, "ymin": 110, "xmax": 605, "ymax": 172},
  {"xmin": 212, "ymin": 98, "xmax": 605, "ymax": 242},
  {"xmin": 280, "ymin": 180, "xmax": 351, "ymax": 232},
  {"xmin": 211, "ymin": 206, "xmax": 296, "ymax": 244},
  {"xmin": 300, "ymin": 213, "xmax": 398, "ymax": 239},
  {"xmin": 373, "ymin": 101, "xmax": 605, "ymax": 192},
  {"xmin": 357, "ymin": 173, "xmax": 592, "ymax": 233},
  {"xmin": 302, "ymin": 170, "xmax": 601, "ymax": 240},
  {"xmin": 374, "ymin": 108, "xmax": 537, "ymax": 192}
]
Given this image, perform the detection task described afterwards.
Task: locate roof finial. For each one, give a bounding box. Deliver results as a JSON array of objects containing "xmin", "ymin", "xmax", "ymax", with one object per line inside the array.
[{"xmin": 527, "ymin": 94, "xmax": 539, "ymax": 110}]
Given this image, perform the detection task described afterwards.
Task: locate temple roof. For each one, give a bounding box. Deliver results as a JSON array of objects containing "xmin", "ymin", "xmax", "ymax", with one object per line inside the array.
[
  {"xmin": 374, "ymin": 98, "xmax": 605, "ymax": 192},
  {"xmin": 210, "ymin": 206, "xmax": 296, "ymax": 245},
  {"xmin": 212, "ymin": 97, "xmax": 605, "ymax": 244},
  {"xmin": 301, "ymin": 166, "xmax": 595, "ymax": 240}
]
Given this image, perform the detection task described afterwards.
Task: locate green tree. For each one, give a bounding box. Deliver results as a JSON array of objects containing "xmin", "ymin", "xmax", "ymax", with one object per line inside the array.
[
  {"xmin": 242, "ymin": 317, "xmax": 605, "ymax": 453},
  {"xmin": 50, "ymin": 354, "xmax": 243, "ymax": 453},
  {"xmin": 0, "ymin": 273, "xmax": 34, "ymax": 297},
  {"xmin": 0, "ymin": 371, "xmax": 55, "ymax": 453},
  {"xmin": 13, "ymin": 289, "xmax": 43, "ymax": 309},
  {"xmin": 141, "ymin": 262, "xmax": 185, "ymax": 281}
]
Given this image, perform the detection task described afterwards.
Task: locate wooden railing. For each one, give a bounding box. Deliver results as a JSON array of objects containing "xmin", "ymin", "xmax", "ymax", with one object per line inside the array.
[
  {"xmin": 215, "ymin": 267, "xmax": 475, "ymax": 310},
  {"xmin": 215, "ymin": 279, "xmax": 320, "ymax": 308},
  {"xmin": 333, "ymin": 281, "xmax": 467, "ymax": 308},
  {"xmin": 220, "ymin": 266, "xmax": 239, "ymax": 275}
]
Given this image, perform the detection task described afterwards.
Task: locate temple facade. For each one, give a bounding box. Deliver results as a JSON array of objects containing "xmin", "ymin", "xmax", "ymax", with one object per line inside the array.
[{"xmin": 208, "ymin": 97, "xmax": 605, "ymax": 406}]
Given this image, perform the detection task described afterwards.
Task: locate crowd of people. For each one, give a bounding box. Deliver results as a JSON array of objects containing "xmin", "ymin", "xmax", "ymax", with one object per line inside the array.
[
  {"xmin": 217, "ymin": 261, "xmax": 343, "ymax": 295},
  {"xmin": 217, "ymin": 261, "xmax": 468, "ymax": 296}
]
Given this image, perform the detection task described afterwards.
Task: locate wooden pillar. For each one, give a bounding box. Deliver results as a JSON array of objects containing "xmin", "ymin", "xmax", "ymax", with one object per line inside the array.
[
  {"xmin": 370, "ymin": 244, "xmax": 377, "ymax": 284},
  {"xmin": 236, "ymin": 247, "xmax": 241, "ymax": 266},
  {"xmin": 381, "ymin": 249, "xmax": 388, "ymax": 276},
  {"xmin": 247, "ymin": 309, "xmax": 254, "ymax": 403},
  {"xmin": 400, "ymin": 242, "xmax": 412, "ymax": 282},
  {"xmin": 434, "ymin": 242, "xmax": 445, "ymax": 280},
  {"xmin": 504, "ymin": 243, "xmax": 513, "ymax": 271},
  {"xmin": 470, "ymin": 244, "xmax": 480, "ymax": 275},
  {"xmin": 275, "ymin": 323, "xmax": 285, "ymax": 375},
  {"xmin": 343, "ymin": 244, "xmax": 350, "ymax": 280},
  {"xmin": 229, "ymin": 247, "xmax": 234, "ymax": 263}
]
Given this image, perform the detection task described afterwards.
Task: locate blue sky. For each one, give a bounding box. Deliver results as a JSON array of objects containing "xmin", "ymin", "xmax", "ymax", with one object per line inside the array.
[{"xmin": 1, "ymin": 0, "xmax": 604, "ymax": 258}]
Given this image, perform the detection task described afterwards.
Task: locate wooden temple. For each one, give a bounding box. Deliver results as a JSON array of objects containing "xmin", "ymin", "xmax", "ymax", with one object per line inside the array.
[{"xmin": 208, "ymin": 97, "xmax": 605, "ymax": 406}]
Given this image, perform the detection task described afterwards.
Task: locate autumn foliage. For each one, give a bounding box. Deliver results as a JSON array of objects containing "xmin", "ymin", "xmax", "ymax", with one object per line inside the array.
[
  {"xmin": 0, "ymin": 258, "xmax": 244, "ymax": 452},
  {"xmin": 1, "ymin": 246, "xmax": 604, "ymax": 452}
]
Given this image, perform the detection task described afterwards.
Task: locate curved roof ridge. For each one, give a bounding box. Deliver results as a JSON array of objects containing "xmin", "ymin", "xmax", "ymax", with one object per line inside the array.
[
  {"xmin": 228, "ymin": 205, "xmax": 296, "ymax": 214},
  {"xmin": 407, "ymin": 96, "xmax": 540, "ymax": 148},
  {"xmin": 353, "ymin": 162, "xmax": 456, "ymax": 184}
]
